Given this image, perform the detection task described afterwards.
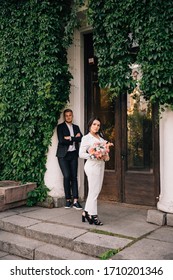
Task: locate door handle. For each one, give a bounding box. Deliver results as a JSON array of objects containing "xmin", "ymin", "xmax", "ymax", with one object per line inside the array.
[{"xmin": 121, "ymin": 153, "xmax": 126, "ymax": 160}]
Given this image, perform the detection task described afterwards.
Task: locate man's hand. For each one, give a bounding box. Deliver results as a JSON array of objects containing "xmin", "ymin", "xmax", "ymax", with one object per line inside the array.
[
  {"xmin": 64, "ymin": 133, "xmax": 81, "ymax": 140},
  {"xmin": 75, "ymin": 133, "xmax": 81, "ymax": 137},
  {"xmin": 64, "ymin": 136, "xmax": 71, "ymax": 140}
]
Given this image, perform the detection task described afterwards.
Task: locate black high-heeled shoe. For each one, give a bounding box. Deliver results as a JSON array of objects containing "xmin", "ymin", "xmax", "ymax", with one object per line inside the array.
[
  {"xmin": 82, "ymin": 211, "xmax": 93, "ymax": 224},
  {"xmin": 91, "ymin": 215, "xmax": 103, "ymax": 226}
]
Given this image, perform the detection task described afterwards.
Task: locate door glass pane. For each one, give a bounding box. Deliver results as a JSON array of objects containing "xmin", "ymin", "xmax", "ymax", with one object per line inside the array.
[
  {"xmin": 92, "ymin": 82, "xmax": 115, "ymax": 170},
  {"xmin": 127, "ymin": 90, "xmax": 153, "ymax": 172}
]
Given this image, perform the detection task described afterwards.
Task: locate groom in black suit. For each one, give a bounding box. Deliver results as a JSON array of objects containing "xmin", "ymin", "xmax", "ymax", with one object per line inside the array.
[{"xmin": 56, "ymin": 109, "xmax": 83, "ymax": 209}]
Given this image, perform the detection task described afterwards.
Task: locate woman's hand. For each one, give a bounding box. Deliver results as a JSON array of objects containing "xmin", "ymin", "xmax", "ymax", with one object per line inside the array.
[{"xmin": 107, "ymin": 142, "xmax": 114, "ymax": 147}]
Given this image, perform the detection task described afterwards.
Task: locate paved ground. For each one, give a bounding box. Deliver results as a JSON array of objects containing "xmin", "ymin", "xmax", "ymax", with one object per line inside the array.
[{"xmin": 0, "ymin": 201, "xmax": 173, "ymax": 260}]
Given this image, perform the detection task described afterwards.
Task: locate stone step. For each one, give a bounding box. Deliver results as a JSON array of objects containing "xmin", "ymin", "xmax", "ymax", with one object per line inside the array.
[
  {"xmin": 0, "ymin": 214, "xmax": 132, "ymax": 258},
  {"xmin": 0, "ymin": 230, "xmax": 44, "ymax": 259},
  {"xmin": 0, "ymin": 230, "xmax": 97, "ymax": 260},
  {"xmin": 34, "ymin": 243, "xmax": 96, "ymax": 260},
  {"xmin": 0, "ymin": 249, "xmax": 27, "ymax": 260}
]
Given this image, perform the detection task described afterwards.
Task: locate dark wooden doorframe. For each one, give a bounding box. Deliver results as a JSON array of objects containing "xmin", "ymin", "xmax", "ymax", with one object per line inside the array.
[{"xmin": 83, "ymin": 32, "xmax": 160, "ymax": 206}]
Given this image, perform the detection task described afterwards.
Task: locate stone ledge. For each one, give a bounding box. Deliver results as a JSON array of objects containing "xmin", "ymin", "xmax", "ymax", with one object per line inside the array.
[
  {"xmin": 37, "ymin": 196, "xmax": 54, "ymax": 208},
  {"xmin": 52, "ymin": 196, "xmax": 65, "ymax": 208},
  {"xmin": 147, "ymin": 209, "xmax": 173, "ymax": 227},
  {"xmin": 167, "ymin": 214, "xmax": 173, "ymax": 226},
  {"xmin": 0, "ymin": 181, "xmax": 36, "ymax": 212},
  {"xmin": 52, "ymin": 196, "xmax": 83, "ymax": 208},
  {"xmin": 147, "ymin": 209, "xmax": 166, "ymax": 226}
]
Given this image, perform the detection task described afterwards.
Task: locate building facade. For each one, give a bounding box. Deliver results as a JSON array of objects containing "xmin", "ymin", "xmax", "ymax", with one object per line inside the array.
[{"xmin": 44, "ymin": 6, "xmax": 173, "ymax": 214}]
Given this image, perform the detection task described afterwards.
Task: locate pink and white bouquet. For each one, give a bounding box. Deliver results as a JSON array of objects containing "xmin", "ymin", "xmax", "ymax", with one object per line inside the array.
[{"xmin": 88, "ymin": 142, "xmax": 113, "ymax": 161}]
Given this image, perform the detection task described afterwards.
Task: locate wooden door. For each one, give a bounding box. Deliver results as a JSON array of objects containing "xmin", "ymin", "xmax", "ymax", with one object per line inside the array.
[
  {"xmin": 84, "ymin": 33, "xmax": 120, "ymax": 202},
  {"xmin": 121, "ymin": 93, "xmax": 160, "ymax": 206},
  {"xmin": 84, "ymin": 33, "xmax": 160, "ymax": 206}
]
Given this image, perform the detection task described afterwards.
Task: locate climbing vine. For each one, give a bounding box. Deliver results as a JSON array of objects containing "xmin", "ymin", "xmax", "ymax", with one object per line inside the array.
[
  {"xmin": 0, "ymin": 0, "xmax": 172, "ymax": 198},
  {"xmin": 88, "ymin": 0, "xmax": 173, "ymax": 107},
  {"xmin": 0, "ymin": 0, "xmax": 84, "ymax": 188}
]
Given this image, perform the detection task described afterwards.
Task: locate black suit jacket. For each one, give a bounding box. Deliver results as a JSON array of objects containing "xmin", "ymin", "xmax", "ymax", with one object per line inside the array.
[{"xmin": 56, "ymin": 122, "xmax": 83, "ymax": 158}]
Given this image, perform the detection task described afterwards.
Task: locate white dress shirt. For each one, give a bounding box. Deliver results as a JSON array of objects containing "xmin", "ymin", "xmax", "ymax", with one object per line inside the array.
[{"xmin": 66, "ymin": 123, "xmax": 76, "ymax": 152}]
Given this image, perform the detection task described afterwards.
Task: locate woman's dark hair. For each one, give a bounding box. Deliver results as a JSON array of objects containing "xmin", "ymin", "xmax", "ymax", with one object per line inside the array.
[{"xmin": 87, "ymin": 116, "xmax": 104, "ymax": 137}]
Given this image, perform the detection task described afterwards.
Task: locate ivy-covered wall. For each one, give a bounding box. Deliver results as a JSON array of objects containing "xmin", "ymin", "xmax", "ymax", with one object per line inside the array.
[
  {"xmin": 0, "ymin": 0, "xmax": 172, "ymax": 195},
  {"xmin": 0, "ymin": 0, "xmax": 83, "ymax": 187},
  {"xmin": 88, "ymin": 0, "xmax": 173, "ymax": 106}
]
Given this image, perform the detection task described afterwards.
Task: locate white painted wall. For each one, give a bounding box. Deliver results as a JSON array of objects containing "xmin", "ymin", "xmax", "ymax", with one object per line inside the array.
[
  {"xmin": 157, "ymin": 108, "xmax": 173, "ymax": 213},
  {"xmin": 44, "ymin": 29, "xmax": 85, "ymax": 201}
]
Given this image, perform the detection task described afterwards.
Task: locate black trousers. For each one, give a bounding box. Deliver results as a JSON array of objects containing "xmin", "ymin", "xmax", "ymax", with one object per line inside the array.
[{"xmin": 58, "ymin": 151, "xmax": 79, "ymax": 200}]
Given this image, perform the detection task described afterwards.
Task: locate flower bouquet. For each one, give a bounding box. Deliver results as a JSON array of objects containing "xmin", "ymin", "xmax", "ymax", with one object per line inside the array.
[{"xmin": 88, "ymin": 142, "xmax": 113, "ymax": 161}]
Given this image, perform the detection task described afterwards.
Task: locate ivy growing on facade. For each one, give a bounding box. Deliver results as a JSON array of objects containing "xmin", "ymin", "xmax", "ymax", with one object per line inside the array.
[
  {"xmin": 88, "ymin": 0, "xmax": 173, "ymax": 106},
  {"xmin": 0, "ymin": 0, "xmax": 84, "ymax": 188},
  {"xmin": 0, "ymin": 0, "xmax": 172, "ymax": 195}
]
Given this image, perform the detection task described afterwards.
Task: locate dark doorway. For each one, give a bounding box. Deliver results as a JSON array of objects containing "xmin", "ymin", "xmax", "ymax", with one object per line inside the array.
[{"xmin": 84, "ymin": 33, "xmax": 160, "ymax": 206}]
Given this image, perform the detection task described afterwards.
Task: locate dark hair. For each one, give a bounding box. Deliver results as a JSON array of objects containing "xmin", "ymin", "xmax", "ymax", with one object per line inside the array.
[
  {"xmin": 87, "ymin": 116, "xmax": 104, "ymax": 137},
  {"xmin": 63, "ymin": 109, "xmax": 73, "ymax": 117}
]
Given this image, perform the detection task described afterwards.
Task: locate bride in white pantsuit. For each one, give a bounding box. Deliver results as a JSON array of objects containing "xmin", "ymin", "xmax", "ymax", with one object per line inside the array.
[{"xmin": 79, "ymin": 117, "xmax": 109, "ymax": 226}]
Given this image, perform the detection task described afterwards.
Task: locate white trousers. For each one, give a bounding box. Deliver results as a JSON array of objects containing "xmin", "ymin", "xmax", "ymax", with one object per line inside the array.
[{"xmin": 84, "ymin": 159, "xmax": 105, "ymax": 215}]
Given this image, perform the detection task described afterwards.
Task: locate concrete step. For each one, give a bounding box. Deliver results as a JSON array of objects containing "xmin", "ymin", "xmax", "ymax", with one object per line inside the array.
[
  {"xmin": 0, "ymin": 230, "xmax": 96, "ymax": 260},
  {"xmin": 0, "ymin": 249, "xmax": 27, "ymax": 260},
  {"xmin": 0, "ymin": 230, "xmax": 44, "ymax": 259},
  {"xmin": 0, "ymin": 213, "xmax": 132, "ymax": 259},
  {"xmin": 34, "ymin": 243, "xmax": 96, "ymax": 260}
]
